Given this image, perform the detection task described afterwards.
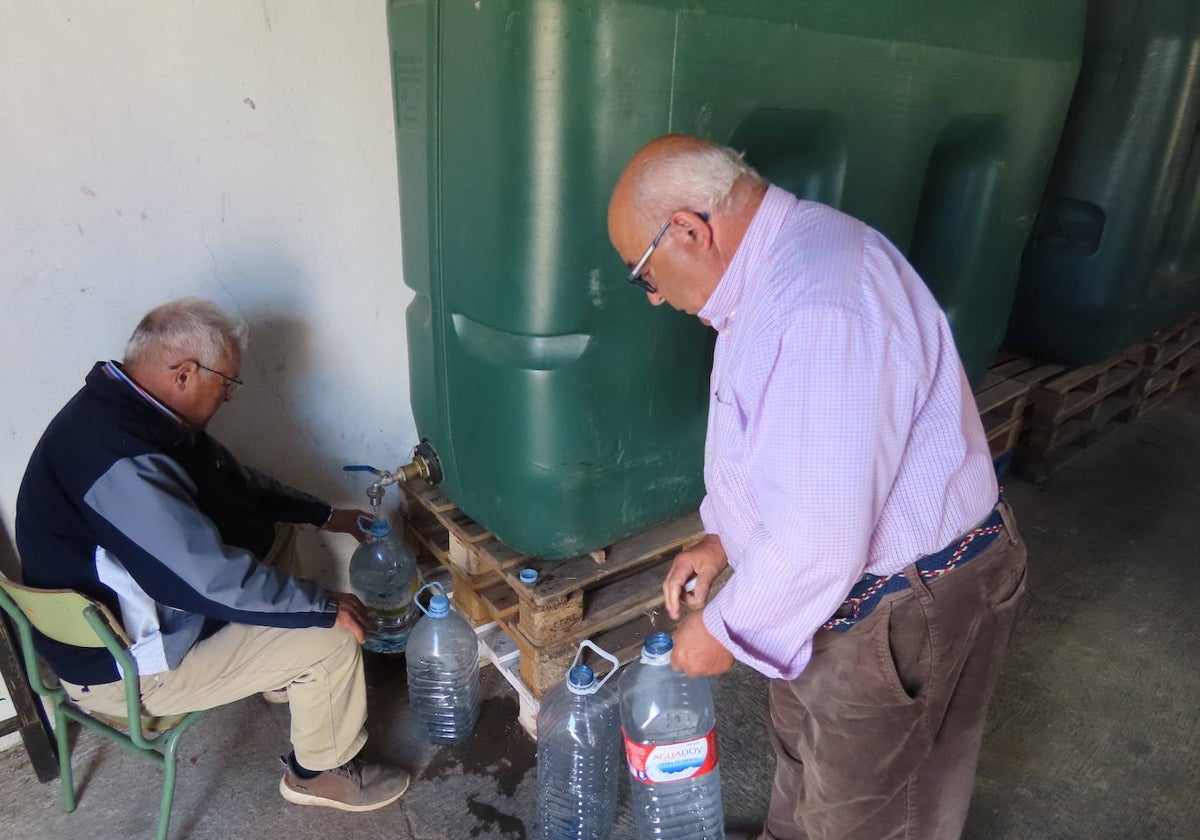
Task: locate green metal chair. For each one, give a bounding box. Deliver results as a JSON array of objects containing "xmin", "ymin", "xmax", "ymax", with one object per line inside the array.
[{"xmin": 0, "ymin": 575, "xmax": 205, "ymax": 840}]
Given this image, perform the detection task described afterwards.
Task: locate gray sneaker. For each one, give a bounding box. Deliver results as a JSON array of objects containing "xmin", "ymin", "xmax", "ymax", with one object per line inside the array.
[{"xmin": 279, "ymin": 756, "xmax": 410, "ymax": 812}]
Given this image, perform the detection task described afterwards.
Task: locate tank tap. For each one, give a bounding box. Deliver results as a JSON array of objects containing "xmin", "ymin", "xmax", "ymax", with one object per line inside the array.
[{"xmin": 344, "ymin": 439, "xmax": 444, "ymax": 507}]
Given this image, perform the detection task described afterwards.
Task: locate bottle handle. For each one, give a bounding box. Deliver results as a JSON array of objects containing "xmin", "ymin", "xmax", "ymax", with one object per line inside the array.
[
  {"xmin": 355, "ymin": 514, "xmax": 375, "ymax": 535},
  {"xmin": 414, "ymin": 581, "xmax": 448, "ymax": 617},
  {"xmin": 570, "ymin": 640, "xmax": 621, "ymax": 695}
]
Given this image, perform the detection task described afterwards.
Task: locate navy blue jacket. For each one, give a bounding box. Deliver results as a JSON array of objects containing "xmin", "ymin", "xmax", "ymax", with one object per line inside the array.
[{"xmin": 15, "ymin": 361, "xmax": 337, "ymax": 685}]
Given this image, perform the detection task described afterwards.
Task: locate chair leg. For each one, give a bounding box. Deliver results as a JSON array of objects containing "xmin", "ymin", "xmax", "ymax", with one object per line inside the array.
[
  {"xmin": 156, "ymin": 729, "xmax": 186, "ymax": 840},
  {"xmin": 53, "ymin": 701, "xmax": 76, "ymax": 813}
]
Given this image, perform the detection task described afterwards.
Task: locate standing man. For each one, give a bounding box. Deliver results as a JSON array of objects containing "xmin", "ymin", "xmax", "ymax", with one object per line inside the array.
[
  {"xmin": 16, "ymin": 297, "xmax": 410, "ymax": 812},
  {"xmin": 608, "ymin": 135, "xmax": 1027, "ymax": 840}
]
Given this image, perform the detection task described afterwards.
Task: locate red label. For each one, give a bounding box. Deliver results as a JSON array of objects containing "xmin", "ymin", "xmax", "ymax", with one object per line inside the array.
[{"xmin": 623, "ymin": 726, "xmax": 718, "ymax": 784}]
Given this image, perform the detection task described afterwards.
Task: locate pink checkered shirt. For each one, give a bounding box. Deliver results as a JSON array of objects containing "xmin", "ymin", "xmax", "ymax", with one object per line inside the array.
[{"xmin": 697, "ymin": 186, "xmax": 997, "ymax": 681}]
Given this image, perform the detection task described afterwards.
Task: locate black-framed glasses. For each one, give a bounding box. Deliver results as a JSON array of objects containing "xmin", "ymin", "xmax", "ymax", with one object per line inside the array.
[
  {"xmin": 627, "ymin": 220, "xmax": 672, "ymax": 294},
  {"xmin": 625, "ymin": 211, "xmax": 710, "ymax": 294},
  {"xmin": 169, "ymin": 360, "xmax": 244, "ymax": 396}
]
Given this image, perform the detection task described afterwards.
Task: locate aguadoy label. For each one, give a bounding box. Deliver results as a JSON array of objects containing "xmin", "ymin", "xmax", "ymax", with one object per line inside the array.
[{"xmin": 622, "ymin": 727, "xmax": 719, "ymax": 784}]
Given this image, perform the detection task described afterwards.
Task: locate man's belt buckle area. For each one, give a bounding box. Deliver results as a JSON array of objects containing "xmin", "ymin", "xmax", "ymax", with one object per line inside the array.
[{"xmin": 823, "ymin": 499, "xmax": 1007, "ymax": 634}]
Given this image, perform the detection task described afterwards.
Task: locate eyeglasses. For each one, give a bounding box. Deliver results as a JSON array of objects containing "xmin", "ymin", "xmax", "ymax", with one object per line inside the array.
[
  {"xmin": 625, "ymin": 212, "xmax": 710, "ymax": 294},
  {"xmin": 627, "ymin": 220, "xmax": 673, "ymax": 294},
  {"xmin": 169, "ymin": 360, "xmax": 244, "ymax": 396}
]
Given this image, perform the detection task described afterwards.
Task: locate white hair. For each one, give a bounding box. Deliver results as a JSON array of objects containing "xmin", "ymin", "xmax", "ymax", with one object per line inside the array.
[
  {"xmin": 631, "ymin": 140, "xmax": 765, "ymax": 226},
  {"xmin": 123, "ymin": 298, "xmax": 249, "ymax": 367}
]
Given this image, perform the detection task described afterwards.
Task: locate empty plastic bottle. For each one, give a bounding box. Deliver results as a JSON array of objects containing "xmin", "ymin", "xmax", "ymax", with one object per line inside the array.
[
  {"xmin": 349, "ymin": 516, "xmax": 418, "ymax": 654},
  {"xmin": 537, "ymin": 641, "xmax": 622, "ymax": 840},
  {"xmin": 405, "ymin": 582, "xmax": 481, "ymax": 744},
  {"xmin": 619, "ymin": 631, "xmax": 724, "ymax": 839}
]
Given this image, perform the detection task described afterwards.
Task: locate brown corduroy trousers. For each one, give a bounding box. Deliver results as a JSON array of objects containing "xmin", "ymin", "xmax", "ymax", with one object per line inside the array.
[{"xmin": 764, "ymin": 503, "xmax": 1027, "ymax": 840}]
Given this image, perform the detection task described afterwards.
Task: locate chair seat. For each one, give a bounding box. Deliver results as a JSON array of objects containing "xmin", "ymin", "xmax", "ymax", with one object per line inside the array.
[{"xmin": 89, "ymin": 708, "xmax": 194, "ymax": 735}]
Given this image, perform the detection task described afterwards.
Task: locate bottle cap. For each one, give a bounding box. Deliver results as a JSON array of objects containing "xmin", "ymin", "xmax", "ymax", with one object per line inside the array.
[
  {"xmin": 643, "ymin": 631, "xmax": 673, "ymax": 657},
  {"xmin": 367, "ymin": 518, "xmax": 391, "ymax": 538},
  {"xmin": 519, "ymin": 568, "xmax": 538, "ymax": 585},
  {"xmin": 427, "ymin": 593, "xmax": 450, "ymax": 617},
  {"xmin": 567, "ymin": 664, "xmax": 595, "ymax": 693}
]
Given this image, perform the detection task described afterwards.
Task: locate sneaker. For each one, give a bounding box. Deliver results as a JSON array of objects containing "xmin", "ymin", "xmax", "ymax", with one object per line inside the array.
[
  {"xmin": 261, "ymin": 687, "xmax": 289, "ymax": 704},
  {"xmin": 279, "ymin": 756, "xmax": 410, "ymax": 812}
]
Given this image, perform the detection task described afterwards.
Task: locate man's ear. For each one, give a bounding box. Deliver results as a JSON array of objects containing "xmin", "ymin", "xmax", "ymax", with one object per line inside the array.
[
  {"xmin": 171, "ymin": 360, "xmax": 196, "ymax": 390},
  {"xmin": 672, "ymin": 210, "xmax": 713, "ymax": 249}
]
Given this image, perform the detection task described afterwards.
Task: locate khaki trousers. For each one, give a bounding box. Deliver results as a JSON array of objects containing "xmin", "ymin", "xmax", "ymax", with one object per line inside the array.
[
  {"xmin": 62, "ymin": 525, "xmax": 368, "ymax": 771},
  {"xmin": 764, "ymin": 504, "xmax": 1028, "ymax": 840}
]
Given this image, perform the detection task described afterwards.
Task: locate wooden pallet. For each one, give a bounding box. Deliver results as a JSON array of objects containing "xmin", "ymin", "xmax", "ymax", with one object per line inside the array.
[
  {"xmin": 1128, "ymin": 314, "xmax": 1200, "ymax": 418},
  {"xmin": 973, "ymin": 356, "xmax": 1067, "ymax": 458},
  {"xmin": 1134, "ymin": 346, "xmax": 1200, "ymax": 416},
  {"xmin": 400, "ymin": 480, "xmax": 705, "ymax": 699},
  {"xmin": 1011, "ymin": 344, "xmax": 1147, "ymax": 483}
]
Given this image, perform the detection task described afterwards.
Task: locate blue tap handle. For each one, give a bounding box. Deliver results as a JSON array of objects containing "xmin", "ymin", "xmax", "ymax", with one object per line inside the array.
[{"xmin": 343, "ymin": 465, "xmax": 381, "ymax": 474}]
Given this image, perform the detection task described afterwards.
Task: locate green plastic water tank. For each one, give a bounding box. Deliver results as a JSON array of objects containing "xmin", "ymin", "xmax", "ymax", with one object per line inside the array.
[
  {"xmin": 1008, "ymin": 0, "xmax": 1200, "ymax": 365},
  {"xmin": 387, "ymin": 0, "xmax": 1083, "ymax": 559}
]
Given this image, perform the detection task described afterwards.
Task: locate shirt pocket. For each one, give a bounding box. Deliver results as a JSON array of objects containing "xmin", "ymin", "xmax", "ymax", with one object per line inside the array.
[{"xmin": 709, "ymin": 386, "xmax": 747, "ymax": 459}]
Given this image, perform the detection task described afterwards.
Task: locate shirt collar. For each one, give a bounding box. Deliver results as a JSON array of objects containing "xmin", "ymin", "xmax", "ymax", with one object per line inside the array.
[
  {"xmin": 103, "ymin": 360, "xmax": 186, "ymax": 426},
  {"xmin": 698, "ymin": 185, "xmax": 796, "ymax": 332}
]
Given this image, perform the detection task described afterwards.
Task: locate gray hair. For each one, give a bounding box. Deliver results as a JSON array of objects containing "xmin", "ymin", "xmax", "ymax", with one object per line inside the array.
[
  {"xmin": 630, "ymin": 140, "xmax": 765, "ymax": 227},
  {"xmin": 123, "ymin": 298, "xmax": 249, "ymax": 367}
]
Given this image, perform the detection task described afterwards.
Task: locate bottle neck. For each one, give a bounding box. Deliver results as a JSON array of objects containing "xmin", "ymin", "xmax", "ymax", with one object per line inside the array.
[{"xmin": 641, "ymin": 650, "xmax": 671, "ymax": 666}]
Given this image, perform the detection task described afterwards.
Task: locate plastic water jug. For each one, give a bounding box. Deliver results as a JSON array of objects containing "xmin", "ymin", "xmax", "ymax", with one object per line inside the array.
[
  {"xmin": 619, "ymin": 631, "xmax": 724, "ymax": 839},
  {"xmin": 405, "ymin": 582, "xmax": 481, "ymax": 744},
  {"xmin": 349, "ymin": 516, "xmax": 418, "ymax": 653},
  {"xmin": 537, "ymin": 641, "xmax": 622, "ymax": 840}
]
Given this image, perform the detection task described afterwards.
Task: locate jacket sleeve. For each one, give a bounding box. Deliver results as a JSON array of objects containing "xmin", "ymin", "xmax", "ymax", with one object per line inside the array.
[
  {"xmin": 82, "ymin": 450, "xmax": 337, "ymax": 629},
  {"xmin": 211, "ymin": 437, "xmax": 332, "ymax": 527}
]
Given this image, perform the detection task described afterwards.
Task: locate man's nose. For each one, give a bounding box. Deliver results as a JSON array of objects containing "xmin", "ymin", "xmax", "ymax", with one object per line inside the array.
[{"xmin": 647, "ymin": 290, "xmax": 665, "ymax": 306}]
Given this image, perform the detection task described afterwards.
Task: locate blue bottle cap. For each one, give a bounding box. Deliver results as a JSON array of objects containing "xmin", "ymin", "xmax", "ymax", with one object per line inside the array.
[
  {"xmin": 427, "ymin": 593, "xmax": 450, "ymax": 617},
  {"xmin": 367, "ymin": 519, "xmax": 391, "ymax": 538},
  {"xmin": 567, "ymin": 664, "xmax": 595, "ymax": 690},
  {"xmin": 519, "ymin": 568, "xmax": 538, "ymax": 585},
  {"xmin": 643, "ymin": 631, "xmax": 673, "ymax": 656}
]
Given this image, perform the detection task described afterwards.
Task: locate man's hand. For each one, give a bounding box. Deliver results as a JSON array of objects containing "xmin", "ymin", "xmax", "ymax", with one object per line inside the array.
[
  {"xmin": 671, "ymin": 611, "xmax": 734, "ymax": 676},
  {"xmin": 323, "ymin": 508, "xmax": 372, "ymax": 543},
  {"xmin": 662, "ymin": 533, "xmax": 729, "ymax": 620},
  {"xmin": 332, "ymin": 593, "xmax": 369, "ymax": 644}
]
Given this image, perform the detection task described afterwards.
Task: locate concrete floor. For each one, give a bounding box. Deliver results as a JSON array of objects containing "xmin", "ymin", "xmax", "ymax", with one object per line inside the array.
[{"xmin": 2, "ymin": 382, "xmax": 1198, "ymax": 840}]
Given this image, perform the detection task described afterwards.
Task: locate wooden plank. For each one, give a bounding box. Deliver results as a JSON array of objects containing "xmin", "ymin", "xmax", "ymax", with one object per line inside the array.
[
  {"xmin": 478, "ymin": 579, "xmax": 521, "ymax": 619},
  {"xmin": 1014, "ymin": 389, "xmax": 1137, "ymax": 483},
  {"xmin": 1143, "ymin": 313, "xmax": 1200, "ymax": 370},
  {"xmin": 974, "ymin": 377, "xmax": 1030, "ymax": 416},
  {"xmin": 1027, "ymin": 356, "xmax": 1142, "ymax": 426},
  {"xmin": 405, "ymin": 479, "xmax": 459, "ymax": 514},
  {"xmin": 986, "ymin": 416, "xmax": 1024, "ymax": 458},
  {"xmin": 1035, "ymin": 345, "xmax": 1144, "ymax": 397},
  {"xmin": 580, "ymin": 558, "xmax": 676, "ymax": 628},
  {"xmin": 0, "ymin": 612, "xmax": 58, "ymax": 783},
  {"xmin": 510, "ymin": 512, "xmax": 704, "ymax": 607},
  {"xmin": 511, "ymin": 608, "xmax": 683, "ymax": 700},
  {"xmin": 988, "ymin": 357, "xmax": 1067, "ymax": 384},
  {"xmin": 1127, "ymin": 347, "xmax": 1200, "ymax": 418}
]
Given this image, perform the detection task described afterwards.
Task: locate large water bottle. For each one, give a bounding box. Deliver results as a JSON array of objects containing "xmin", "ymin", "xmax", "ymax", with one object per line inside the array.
[
  {"xmin": 405, "ymin": 582, "xmax": 481, "ymax": 744},
  {"xmin": 537, "ymin": 641, "xmax": 622, "ymax": 840},
  {"xmin": 349, "ymin": 516, "xmax": 418, "ymax": 654},
  {"xmin": 619, "ymin": 631, "xmax": 725, "ymax": 839}
]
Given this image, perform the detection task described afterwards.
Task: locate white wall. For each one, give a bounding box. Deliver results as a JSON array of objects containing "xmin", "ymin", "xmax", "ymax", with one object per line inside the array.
[{"xmin": 0, "ymin": 1, "xmax": 418, "ymax": 590}]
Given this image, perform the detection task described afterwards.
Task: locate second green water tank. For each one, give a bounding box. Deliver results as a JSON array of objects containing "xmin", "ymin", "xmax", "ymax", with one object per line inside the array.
[
  {"xmin": 1008, "ymin": 0, "xmax": 1200, "ymax": 365},
  {"xmin": 388, "ymin": 0, "xmax": 1083, "ymax": 559}
]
